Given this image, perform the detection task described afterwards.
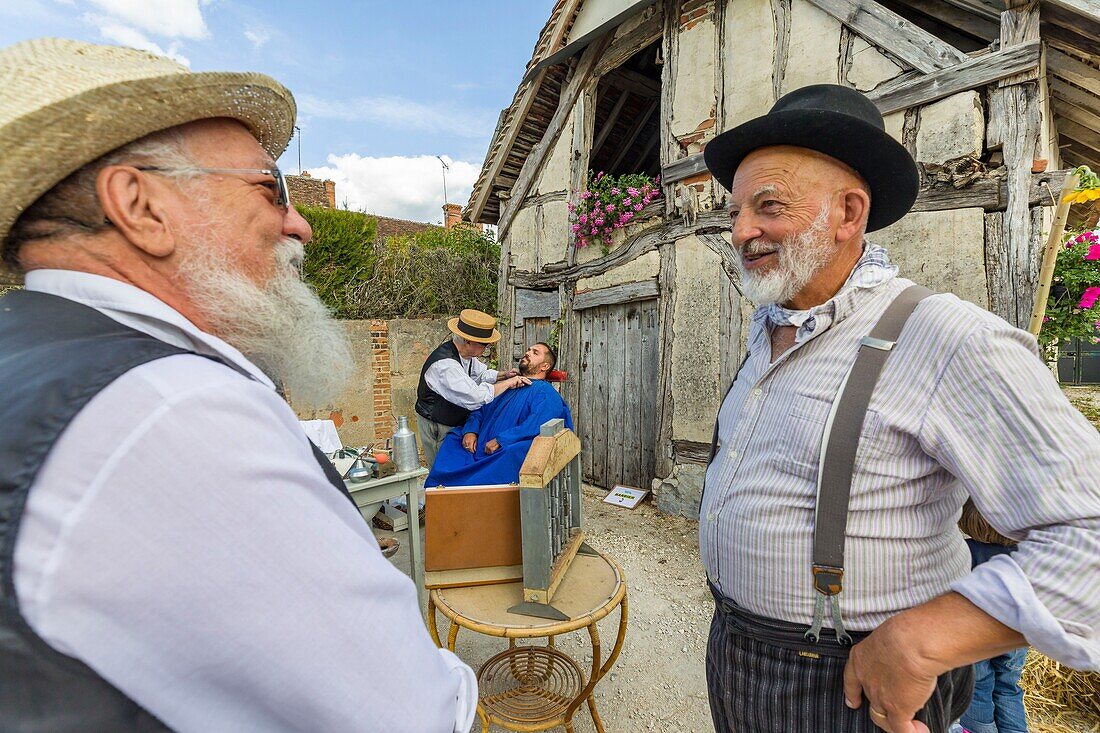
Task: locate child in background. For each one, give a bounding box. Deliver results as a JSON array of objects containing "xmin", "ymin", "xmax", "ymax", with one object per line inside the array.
[{"xmin": 956, "ymin": 501, "xmax": 1030, "ymax": 733}]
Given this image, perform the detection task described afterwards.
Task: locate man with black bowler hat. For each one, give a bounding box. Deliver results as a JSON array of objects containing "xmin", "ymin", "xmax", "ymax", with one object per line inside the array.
[
  {"xmin": 699, "ymin": 84, "xmax": 1099, "ymax": 733},
  {"xmin": 415, "ymin": 308, "xmax": 531, "ymax": 468},
  {"xmin": 0, "ymin": 39, "xmax": 475, "ymax": 732}
]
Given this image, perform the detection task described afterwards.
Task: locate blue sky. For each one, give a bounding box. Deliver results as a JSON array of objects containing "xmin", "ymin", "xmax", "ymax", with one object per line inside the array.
[{"xmin": 2, "ymin": 0, "xmax": 556, "ymax": 223}]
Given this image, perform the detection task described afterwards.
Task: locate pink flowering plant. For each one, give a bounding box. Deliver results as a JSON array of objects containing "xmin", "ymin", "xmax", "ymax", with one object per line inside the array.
[
  {"xmin": 1040, "ymin": 226, "xmax": 1100, "ymax": 354},
  {"xmin": 569, "ymin": 170, "xmax": 662, "ymax": 251}
]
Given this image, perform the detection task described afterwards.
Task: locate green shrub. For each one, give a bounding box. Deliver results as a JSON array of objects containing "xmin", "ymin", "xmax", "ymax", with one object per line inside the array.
[
  {"xmin": 299, "ymin": 206, "xmax": 376, "ymax": 318},
  {"xmin": 298, "ymin": 206, "xmax": 499, "ymax": 319}
]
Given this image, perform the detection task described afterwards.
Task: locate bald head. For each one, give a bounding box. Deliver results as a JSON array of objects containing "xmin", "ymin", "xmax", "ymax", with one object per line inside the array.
[{"xmin": 724, "ymin": 145, "xmax": 873, "ymax": 309}]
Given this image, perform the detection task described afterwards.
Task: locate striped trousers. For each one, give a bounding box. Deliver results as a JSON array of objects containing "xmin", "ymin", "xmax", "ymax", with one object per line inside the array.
[{"xmin": 706, "ymin": 588, "xmax": 974, "ymax": 733}]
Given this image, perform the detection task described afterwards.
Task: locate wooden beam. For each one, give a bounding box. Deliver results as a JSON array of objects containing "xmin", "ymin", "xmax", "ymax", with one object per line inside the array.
[
  {"xmin": 608, "ymin": 98, "xmax": 659, "ymax": 172},
  {"xmin": 1057, "ymin": 117, "xmax": 1100, "ymax": 153},
  {"xmin": 593, "ymin": 9, "xmax": 663, "ymax": 77},
  {"xmin": 567, "ymin": 83, "xmax": 596, "ymax": 265},
  {"xmin": 498, "ymin": 34, "xmax": 612, "ymax": 240},
  {"xmin": 911, "ymin": 169, "xmax": 1071, "ymax": 212},
  {"xmin": 803, "ymin": 0, "xmax": 969, "ymax": 73},
  {"xmin": 937, "ymin": 0, "xmax": 1000, "ymax": 22},
  {"xmin": 1050, "ymin": 78, "xmax": 1100, "ymax": 121},
  {"xmin": 1048, "ymin": 49, "xmax": 1100, "ymax": 97},
  {"xmin": 592, "ymin": 89, "xmax": 630, "ymax": 157},
  {"xmin": 892, "ymin": 0, "xmax": 998, "ymax": 41},
  {"xmin": 868, "ymin": 41, "xmax": 1040, "ymax": 114},
  {"xmin": 513, "ymin": 210, "xmax": 730, "ymax": 289},
  {"xmin": 661, "ymin": 152, "xmax": 708, "ymax": 185},
  {"xmin": 1052, "ymin": 98, "xmax": 1100, "ymax": 137},
  {"xmin": 633, "ymin": 132, "xmax": 660, "ymax": 171},
  {"xmin": 608, "ymin": 66, "xmax": 663, "ymax": 97},
  {"xmin": 573, "ymin": 279, "xmax": 659, "ymax": 310},
  {"xmin": 992, "ymin": 3, "xmax": 1042, "ymax": 329}
]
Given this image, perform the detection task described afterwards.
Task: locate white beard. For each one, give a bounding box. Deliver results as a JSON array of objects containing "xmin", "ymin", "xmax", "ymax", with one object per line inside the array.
[
  {"xmin": 733, "ymin": 203, "xmax": 835, "ymax": 306},
  {"xmin": 176, "ymin": 235, "xmax": 353, "ymax": 408}
]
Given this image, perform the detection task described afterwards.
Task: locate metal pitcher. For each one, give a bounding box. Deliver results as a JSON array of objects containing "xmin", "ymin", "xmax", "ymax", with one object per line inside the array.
[{"xmin": 392, "ymin": 416, "xmax": 420, "ymax": 472}]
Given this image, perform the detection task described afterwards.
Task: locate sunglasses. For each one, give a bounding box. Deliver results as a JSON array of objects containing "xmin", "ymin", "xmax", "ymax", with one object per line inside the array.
[{"xmin": 136, "ymin": 165, "xmax": 290, "ymax": 211}]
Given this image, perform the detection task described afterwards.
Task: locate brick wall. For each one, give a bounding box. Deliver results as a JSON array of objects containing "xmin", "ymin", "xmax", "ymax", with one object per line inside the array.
[
  {"xmin": 370, "ymin": 320, "xmax": 393, "ymax": 440},
  {"xmin": 287, "ymin": 172, "xmax": 335, "ymax": 209},
  {"xmin": 679, "ymin": 0, "xmax": 714, "ymax": 31}
]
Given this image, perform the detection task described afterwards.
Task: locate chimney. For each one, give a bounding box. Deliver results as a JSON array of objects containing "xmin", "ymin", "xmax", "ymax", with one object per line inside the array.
[
  {"xmin": 300, "ymin": 170, "xmax": 311, "ymax": 178},
  {"xmin": 324, "ymin": 180, "xmax": 336, "ymax": 209},
  {"xmin": 443, "ymin": 203, "xmax": 462, "ymax": 230}
]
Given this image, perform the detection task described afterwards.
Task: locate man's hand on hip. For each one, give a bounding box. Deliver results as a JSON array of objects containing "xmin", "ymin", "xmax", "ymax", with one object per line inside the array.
[
  {"xmin": 843, "ymin": 591, "xmax": 1025, "ymax": 733},
  {"xmin": 462, "ymin": 433, "xmax": 477, "ymax": 453}
]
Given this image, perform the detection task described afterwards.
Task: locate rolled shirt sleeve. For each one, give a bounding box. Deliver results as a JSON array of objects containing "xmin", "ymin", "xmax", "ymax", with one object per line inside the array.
[
  {"xmin": 921, "ymin": 323, "xmax": 1100, "ymax": 670},
  {"xmin": 425, "ymin": 359, "xmax": 496, "ymax": 411}
]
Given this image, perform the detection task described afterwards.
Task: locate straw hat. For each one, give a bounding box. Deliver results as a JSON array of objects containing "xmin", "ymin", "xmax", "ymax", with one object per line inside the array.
[
  {"xmin": 0, "ymin": 37, "xmax": 296, "ymax": 276},
  {"xmin": 448, "ymin": 309, "xmax": 501, "ymax": 344}
]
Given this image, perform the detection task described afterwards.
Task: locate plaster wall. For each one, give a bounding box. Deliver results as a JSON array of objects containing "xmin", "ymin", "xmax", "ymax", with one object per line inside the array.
[
  {"xmin": 536, "ymin": 117, "xmax": 574, "ymax": 196},
  {"xmin": 846, "ymin": 36, "xmax": 904, "ymax": 91},
  {"xmin": 386, "ymin": 318, "xmax": 453, "ymax": 444},
  {"xmin": 508, "ymin": 206, "xmax": 539, "ymax": 272},
  {"xmin": 293, "ymin": 320, "xmax": 375, "ymax": 446},
  {"xmin": 539, "ymin": 199, "xmax": 572, "ymax": 267},
  {"xmin": 670, "ymin": 236, "xmax": 722, "ymax": 444},
  {"xmin": 721, "ymin": 0, "xmax": 776, "ymax": 128},
  {"xmin": 915, "ymin": 92, "xmax": 984, "ymax": 164},
  {"xmin": 782, "ymin": 0, "xmax": 842, "ymax": 93},
  {"xmin": 874, "ymin": 208, "xmax": 989, "ymax": 308},
  {"xmin": 577, "ymin": 250, "xmax": 661, "ymax": 291},
  {"xmin": 670, "ymin": 15, "xmax": 718, "ymax": 145}
]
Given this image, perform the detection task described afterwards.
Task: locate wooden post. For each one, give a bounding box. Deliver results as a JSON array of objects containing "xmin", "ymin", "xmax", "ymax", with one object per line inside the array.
[
  {"xmin": 1028, "ymin": 172, "xmax": 1081, "ymax": 336},
  {"xmin": 990, "ymin": 2, "xmax": 1042, "ymax": 328}
]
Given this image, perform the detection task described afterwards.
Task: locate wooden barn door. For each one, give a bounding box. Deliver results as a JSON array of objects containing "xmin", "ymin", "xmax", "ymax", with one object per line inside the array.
[{"xmin": 577, "ymin": 297, "xmax": 659, "ymax": 490}]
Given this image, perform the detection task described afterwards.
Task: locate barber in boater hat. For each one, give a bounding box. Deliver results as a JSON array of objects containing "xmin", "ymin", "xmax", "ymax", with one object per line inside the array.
[
  {"xmin": 415, "ymin": 308, "xmax": 530, "ymax": 468},
  {"xmin": 0, "ymin": 39, "xmax": 476, "ymax": 732},
  {"xmin": 699, "ymin": 84, "xmax": 1100, "ymax": 733}
]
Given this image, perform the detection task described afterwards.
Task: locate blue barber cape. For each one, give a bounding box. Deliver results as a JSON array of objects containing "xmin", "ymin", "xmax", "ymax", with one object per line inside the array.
[{"xmin": 425, "ymin": 380, "xmax": 573, "ymax": 487}]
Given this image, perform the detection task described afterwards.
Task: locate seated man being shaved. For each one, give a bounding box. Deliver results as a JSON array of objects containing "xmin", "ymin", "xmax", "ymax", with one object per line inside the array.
[{"xmin": 425, "ymin": 343, "xmax": 572, "ymax": 488}]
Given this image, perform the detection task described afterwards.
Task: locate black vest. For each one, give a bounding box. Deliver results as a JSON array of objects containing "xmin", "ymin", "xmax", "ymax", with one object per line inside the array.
[
  {"xmin": 415, "ymin": 339, "xmax": 475, "ymax": 428},
  {"xmin": 0, "ymin": 289, "xmax": 353, "ymax": 732}
]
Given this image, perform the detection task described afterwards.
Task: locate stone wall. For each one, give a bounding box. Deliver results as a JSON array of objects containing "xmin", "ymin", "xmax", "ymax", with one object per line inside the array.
[{"xmin": 287, "ymin": 173, "xmax": 335, "ymax": 209}]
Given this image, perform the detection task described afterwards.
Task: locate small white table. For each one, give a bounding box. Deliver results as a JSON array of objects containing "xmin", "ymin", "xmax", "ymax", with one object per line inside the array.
[{"xmin": 345, "ymin": 466, "xmax": 429, "ymax": 611}]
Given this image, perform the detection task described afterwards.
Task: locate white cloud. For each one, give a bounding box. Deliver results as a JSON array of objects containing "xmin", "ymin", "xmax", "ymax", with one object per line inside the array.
[
  {"xmin": 244, "ymin": 27, "xmax": 270, "ymax": 50},
  {"xmin": 88, "ymin": 0, "xmax": 208, "ymax": 39},
  {"xmin": 298, "ymin": 94, "xmax": 495, "ymax": 140},
  {"xmin": 305, "ymin": 154, "xmax": 482, "ymax": 224},
  {"xmin": 89, "ymin": 14, "xmax": 191, "ymax": 65}
]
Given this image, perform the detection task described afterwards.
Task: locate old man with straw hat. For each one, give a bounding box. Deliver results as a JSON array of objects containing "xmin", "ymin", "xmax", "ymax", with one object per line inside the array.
[
  {"xmin": 699, "ymin": 84, "xmax": 1099, "ymax": 733},
  {"xmin": 414, "ymin": 308, "xmax": 531, "ymax": 468},
  {"xmin": 0, "ymin": 39, "xmax": 475, "ymax": 732}
]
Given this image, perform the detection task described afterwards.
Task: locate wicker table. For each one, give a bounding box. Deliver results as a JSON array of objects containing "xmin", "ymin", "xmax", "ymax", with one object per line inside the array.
[{"xmin": 427, "ymin": 550, "xmax": 628, "ymax": 733}]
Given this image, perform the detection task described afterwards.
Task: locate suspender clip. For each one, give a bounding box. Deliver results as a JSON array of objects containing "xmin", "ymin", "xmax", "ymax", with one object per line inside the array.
[
  {"xmin": 811, "ymin": 564, "xmax": 844, "ymax": 596},
  {"xmin": 860, "ymin": 336, "xmax": 895, "ymax": 351}
]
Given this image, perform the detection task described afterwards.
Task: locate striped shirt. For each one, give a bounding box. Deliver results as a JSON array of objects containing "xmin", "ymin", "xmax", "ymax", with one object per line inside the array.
[{"xmin": 700, "ymin": 245, "xmax": 1100, "ymax": 670}]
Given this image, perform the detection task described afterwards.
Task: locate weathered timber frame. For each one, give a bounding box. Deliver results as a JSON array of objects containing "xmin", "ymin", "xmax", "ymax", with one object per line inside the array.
[{"xmin": 467, "ymin": 0, "xmax": 1099, "ymax": 510}]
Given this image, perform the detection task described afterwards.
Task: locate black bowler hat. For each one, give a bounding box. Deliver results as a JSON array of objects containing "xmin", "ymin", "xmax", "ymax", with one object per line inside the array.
[{"xmin": 703, "ymin": 84, "xmax": 918, "ymax": 232}]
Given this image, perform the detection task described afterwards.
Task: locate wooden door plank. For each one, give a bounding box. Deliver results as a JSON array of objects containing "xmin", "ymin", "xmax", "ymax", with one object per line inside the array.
[
  {"xmin": 623, "ymin": 303, "xmax": 644, "ymax": 488},
  {"xmin": 579, "ymin": 311, "xmax": 594, "ymax": 481},
  {"xmin": 594, "ymin": 305, "xmax": 611, "ymax": 484},
  {"xmin": 606, "ymin": 304, "xmax": 627, "ymax": 488},
  {"xmin": 639, "ymin": 300, "xmax": 660, "ymax": 487}
]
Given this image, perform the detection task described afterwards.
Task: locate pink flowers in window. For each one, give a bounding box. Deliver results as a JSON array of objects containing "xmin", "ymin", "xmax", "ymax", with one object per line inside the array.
[
  {"xmin": 1080, "ymin": 286, "xmax": 1100, "ymax": 309},
  {"xmin": 569, "ymin": 171, "xmax": 662, "ymax": 249},
  {"xmin": 1040, "ymin": 225, "xmax": 1100, "ymax": 356}
]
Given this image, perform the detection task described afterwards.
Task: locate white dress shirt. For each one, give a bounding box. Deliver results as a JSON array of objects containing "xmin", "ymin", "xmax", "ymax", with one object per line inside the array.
[
  {"xmin": 423, "ymin": 351, "xmax": 499, "ymax": 411},
  {"xmin": 14, "ymin": 270, "xmax": 477, "ymax": 732},
  {"xmin": 701, "ymin": 246, "xmax": 1100, "ymax": 670}
]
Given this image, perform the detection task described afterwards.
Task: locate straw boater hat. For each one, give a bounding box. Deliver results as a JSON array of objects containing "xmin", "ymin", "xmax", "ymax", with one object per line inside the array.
[
  {"xmin": 448, "ymin": 309, "xmax": 501, "ymax": 344},
  {"xmin": 0, "ymin": 38, "xmax": 296, "ymax": 279},
  {"xmin": 703, "ymin": 84, "xmax": 919, "ymax": 232}
]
